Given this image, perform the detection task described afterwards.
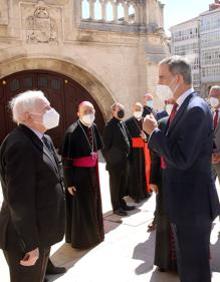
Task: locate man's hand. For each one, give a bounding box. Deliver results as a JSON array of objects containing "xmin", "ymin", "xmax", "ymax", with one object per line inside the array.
[
  {"xmin": 68, "ymin": 186, "xmax": 77, "ymax": 196},
  {"xmin": 150, "ymin": 184, "xmax": 159, "ymax": 194},
  {"xmin": 212, "ymin": 153, "xmax": 220, "ymax": 164},
  {"xmin": 20, "ymin": 248, "xmax": 39, "ymax": 266},
  {"xmin": 143, "ymin": 114, "xmax": 158, "ymax": 135}
]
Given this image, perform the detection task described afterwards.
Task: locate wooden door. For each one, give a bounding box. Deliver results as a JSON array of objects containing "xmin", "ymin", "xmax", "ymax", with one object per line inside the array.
[{"xmin": 0, "ymin": 70, "xmax": 105, "ymax": 147}]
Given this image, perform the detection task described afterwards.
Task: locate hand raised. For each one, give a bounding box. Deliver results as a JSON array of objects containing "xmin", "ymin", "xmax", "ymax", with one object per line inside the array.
[{"xmin": 143, "ymin": 114, "xmax": 158, "ymax": 135}]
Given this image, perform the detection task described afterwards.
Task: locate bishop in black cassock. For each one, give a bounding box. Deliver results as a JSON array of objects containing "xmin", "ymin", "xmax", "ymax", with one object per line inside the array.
[{"xmin": 62, "ymin": 101, "xmax": 104, "ymax": 249}]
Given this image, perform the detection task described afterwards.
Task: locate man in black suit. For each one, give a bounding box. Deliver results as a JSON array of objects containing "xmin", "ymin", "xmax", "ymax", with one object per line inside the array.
[
  {"xmin": 103, "ymin": 102, "xmax": 135, "ymax": 216},
  {"xmin": 0, "ymin": 90, "xmax": 65, "ymax": 282},
  {"xmin": 144, "ymin": 56, "xmax": 220, "ymax": 282}
]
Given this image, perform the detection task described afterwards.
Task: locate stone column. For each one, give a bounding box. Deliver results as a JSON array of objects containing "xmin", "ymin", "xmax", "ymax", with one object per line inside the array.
[
  {"xmin": 89, "ymin": 0, "xmax": 95, "ymax": 20},
  {"xmin": 123, "ymin": 1, "xmax": 129, "ymax": 23},
  {"xmin": 112, "ymin": 0, "xmax": 118, "ymax": 22},
  {"xmin": 100, "ymin": 0, "xmax": 106, "ymax": 21}
]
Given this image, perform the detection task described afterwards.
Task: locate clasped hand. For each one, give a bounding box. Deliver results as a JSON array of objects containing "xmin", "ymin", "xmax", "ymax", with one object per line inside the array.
[{"xmin": 143, "ymin": 114, "xmax": 158, "ymax": 135}]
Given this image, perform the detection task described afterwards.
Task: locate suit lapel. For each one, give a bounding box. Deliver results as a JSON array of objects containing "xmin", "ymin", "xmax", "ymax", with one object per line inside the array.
[
  {"xmin": 18, "ymin": 125, "xmax": 59, "ymax": 174},
  {"xmin": 166, "ymin": 92, "xmax": 195, "ymax": 136}
]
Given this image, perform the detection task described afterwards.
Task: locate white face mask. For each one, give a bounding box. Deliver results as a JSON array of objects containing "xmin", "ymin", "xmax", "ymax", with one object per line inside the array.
[
  {"xmin": 42, "ymin": 108, "xmax": 60, "ymax": 130},
  {"xmin": 155, "ymin": 84, "xmax": 173, "ymax": 102},
  {"xmin": 165, "ymin": 104, "xmax": 174, "ymax": 116},
  {"xmin": 81, "ymin": 114, "xmax": 95, "ymax": 126},
  {"xmin": 209, "ymin": 97, "xmax": 219, "ymax": 108},
  {"xmin": 133, "ymin": 111, "xmax": 143, "ymax": 120}
]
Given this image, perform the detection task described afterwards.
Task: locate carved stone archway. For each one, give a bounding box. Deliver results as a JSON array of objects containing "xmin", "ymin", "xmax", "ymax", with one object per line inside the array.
[
  {"xmin": 0, "ymin": 56, "xmax": 115, "ymax": 146},
  {"xmin": 0, "ymin": 56, "xmax": 114, "ymax": 120}
]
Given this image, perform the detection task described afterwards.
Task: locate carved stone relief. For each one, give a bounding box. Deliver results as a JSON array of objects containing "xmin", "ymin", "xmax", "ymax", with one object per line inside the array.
[{"xmin": 25, "ymin": 4, "xmax": 58, "ymax": 43}]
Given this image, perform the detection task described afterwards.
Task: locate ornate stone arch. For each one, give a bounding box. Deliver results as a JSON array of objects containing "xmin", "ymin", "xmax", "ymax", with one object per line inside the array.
[{"xmin": 0, "ymin": 56, "xmax": 114, "ymax": 120}]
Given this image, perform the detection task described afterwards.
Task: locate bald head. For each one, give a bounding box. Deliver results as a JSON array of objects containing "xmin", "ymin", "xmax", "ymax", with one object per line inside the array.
[
  {"xmin": 143, "ymin": 93, "xmax": 154, "ymax": 108},
  {"xmin": 132, "ymin": 102, "xmax": 143, "ymax": 112},
  {"xmin": 143, "ymin": 93, "xmax": 153, "ymax": 100},
  {"xmin": 78, "ymin": 101, "xmax": 95, "ymax": 116},
  {"xmin": 78, "ymin": 101, "xmax": 95, "ymax": 126}
]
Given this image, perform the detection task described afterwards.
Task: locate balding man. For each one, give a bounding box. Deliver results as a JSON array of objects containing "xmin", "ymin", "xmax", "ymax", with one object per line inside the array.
[
  {"xmin": 0, "ymin": 90, "xmax": 65, "ymax": 282},
  {"xmin": 209, "ymin": 85, "xmax": 220, "ymax": 181},
  {"xmin": 103, "ymin": 103, "xmax": 135, "ymax": 216},
  {"xmin": 61, "ymin": 101, "xmax": 104, "ymax": 249},
  {"xmin": 125, "ymin": 102, "xmax": 151, "ymax": 202}
]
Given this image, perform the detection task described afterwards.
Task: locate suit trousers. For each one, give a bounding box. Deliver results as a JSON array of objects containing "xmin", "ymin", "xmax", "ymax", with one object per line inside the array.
[
  {"xmin": 108, "ymin": 161, "xmax": 129, "ymax": 211},
  {"xmin": 171, "ymin": 219, "xmax": 211, "ymax": 282},
  {"xmin": 3, "ymin": 247, "xmax": 50, "ymax": 282}
]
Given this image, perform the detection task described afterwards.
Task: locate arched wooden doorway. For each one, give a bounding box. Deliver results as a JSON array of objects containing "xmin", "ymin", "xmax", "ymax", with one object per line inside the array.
[{"xmin": 0, "ymin": 70, "xmax": 105, "ymax": 147}]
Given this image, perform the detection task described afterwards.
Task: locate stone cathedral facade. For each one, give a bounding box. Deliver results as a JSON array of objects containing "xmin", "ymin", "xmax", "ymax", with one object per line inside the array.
[{"xmin": 0, "ymin": 0, "xmax": 169, "ymax": 146}]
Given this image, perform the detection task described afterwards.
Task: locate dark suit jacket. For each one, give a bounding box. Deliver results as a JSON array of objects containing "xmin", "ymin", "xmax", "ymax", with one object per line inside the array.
[
  {"xmin": 0, "ymin": 124, "xmax": 65, "ymax": 252},
  {"xmin": 143, "ymin": 106, "xmax": 168, "ymax": 121},
  {"xmin": 102, "ymin": 117, "xmax": 130, "ymax": 169},
  {"xmin": 149, "ymin": 92, "xmax": 220, "ymax": 224}
]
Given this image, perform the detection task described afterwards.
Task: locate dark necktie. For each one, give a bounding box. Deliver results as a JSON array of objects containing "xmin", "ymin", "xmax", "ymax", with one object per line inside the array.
[
  {"xmin": 168, "ymin": 103, "xmax": 178, "ymax": 127},
  {"xmin": 214, "ymin": 110, "xmax": 219, "ymax": 130},
  {"xmin": 42, "ymin": 135, "xmax": 58, "ymax": 165},
  {"xmin": 120, "ymin": 122, "xmax": 130, "ymax": 146},
  {"xmin": 42, "ymin": 135, "xmax": 52, "ymax": 152},
  {"xmin": 161, "ymin": 103, "xmax": 178, "ymax": 169}
]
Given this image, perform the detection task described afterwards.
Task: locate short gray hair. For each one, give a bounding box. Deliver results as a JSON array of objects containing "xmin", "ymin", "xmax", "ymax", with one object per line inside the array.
[
  {"xmin": 10, "ymin": 90, "xmax": 48, "ymax": 123},
  {"xmin": 210, "ymin": 85, "xmax": 220, "ymax": 93},
  {"xmin": 160, "ymin": 55, "xmax": 192, "ymax": 84},
  {"xmin": 111, "ymin": 102, "xmax": 124, "ymax": 111}
]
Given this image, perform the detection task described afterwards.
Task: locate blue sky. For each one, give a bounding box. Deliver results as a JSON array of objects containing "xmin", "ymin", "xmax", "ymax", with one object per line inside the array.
[{"xmin": 163, "ymin": 0, "xmax": 213, "ymax": 33}]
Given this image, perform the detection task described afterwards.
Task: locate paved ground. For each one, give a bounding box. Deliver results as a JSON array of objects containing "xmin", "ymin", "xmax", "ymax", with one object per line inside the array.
[{"xmin": 1, "ymin": 162, "xmax": 220, "ymax": 282}]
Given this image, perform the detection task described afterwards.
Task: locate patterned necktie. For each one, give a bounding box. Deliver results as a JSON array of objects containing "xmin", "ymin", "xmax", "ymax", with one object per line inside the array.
[{"xmin": 214, "ymin": 110, "xmax": 219, "ymax": 130}]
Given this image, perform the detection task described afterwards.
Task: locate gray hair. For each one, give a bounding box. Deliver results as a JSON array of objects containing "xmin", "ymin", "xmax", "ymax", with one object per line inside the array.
[
  {"xmin": 210, "ymin": 85, "xmax": 220, "ymax": 93},
  {"xmin": 10, "ymin": 90, "xmax": 48, "ymax": 123},
  {"xmin": 111, "ymin": 102, "xmax": 124, "ymax": 111},
  {"xmin": 160, "ymin": 55, "xmax": 192, "ymax": 84}
]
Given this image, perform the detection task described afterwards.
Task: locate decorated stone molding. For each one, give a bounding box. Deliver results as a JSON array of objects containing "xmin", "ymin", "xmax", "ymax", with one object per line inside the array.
[{"xmin": 25, "ymin": 2, "xmax": 58, "ymax": 43}]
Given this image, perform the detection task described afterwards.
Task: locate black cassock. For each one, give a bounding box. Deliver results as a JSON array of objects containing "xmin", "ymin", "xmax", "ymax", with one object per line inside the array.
[
  {"xmin": 125, "ymin": 117, "xmax": 149, "ymax": 202},
  {"xmin": 62, "ymin": 120, "xmax": 104, "ymax": 249}
]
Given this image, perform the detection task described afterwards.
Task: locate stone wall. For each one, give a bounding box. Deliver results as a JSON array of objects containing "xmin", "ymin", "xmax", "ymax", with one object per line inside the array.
[{"xmin": 0, "ymin": 0, "xmax": 169, "ymax": 119}]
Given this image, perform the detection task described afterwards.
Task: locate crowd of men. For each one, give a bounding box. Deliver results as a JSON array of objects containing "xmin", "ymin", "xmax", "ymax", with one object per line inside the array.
[{"xmin": 0, "ymin": 55, "xmax": 220, "ymax": 282}]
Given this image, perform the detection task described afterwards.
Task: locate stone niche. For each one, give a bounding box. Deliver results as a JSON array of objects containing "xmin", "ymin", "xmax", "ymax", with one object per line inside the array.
[{"xmin": 20, "ymin": 1, "xmax": 62, "ymax": 44}]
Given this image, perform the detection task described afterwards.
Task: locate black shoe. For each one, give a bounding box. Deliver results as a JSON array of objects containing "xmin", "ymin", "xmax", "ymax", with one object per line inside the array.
[
  {"xmin": 114, "ymin": 208, "xmax": 128, "ymax": 216},
  {"xmin": 122, "ymin": 205, "xmax": 136, "ymax": 211},
  {"xmin": 44, "ymin": 278, "xmax": 48, "ymax": 282},
  {"xmin": 46, "ymin": 266, "xmax": 66, "ymax": 275},
  {"xmin": 46, "ymin": 259, "xmax": 67, "ymax": 275}
]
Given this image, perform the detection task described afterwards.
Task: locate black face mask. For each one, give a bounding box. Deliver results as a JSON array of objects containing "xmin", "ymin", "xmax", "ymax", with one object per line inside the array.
[{"xmin": 117, "ymin": 109, "xmax": 125, "ymax": 119}]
